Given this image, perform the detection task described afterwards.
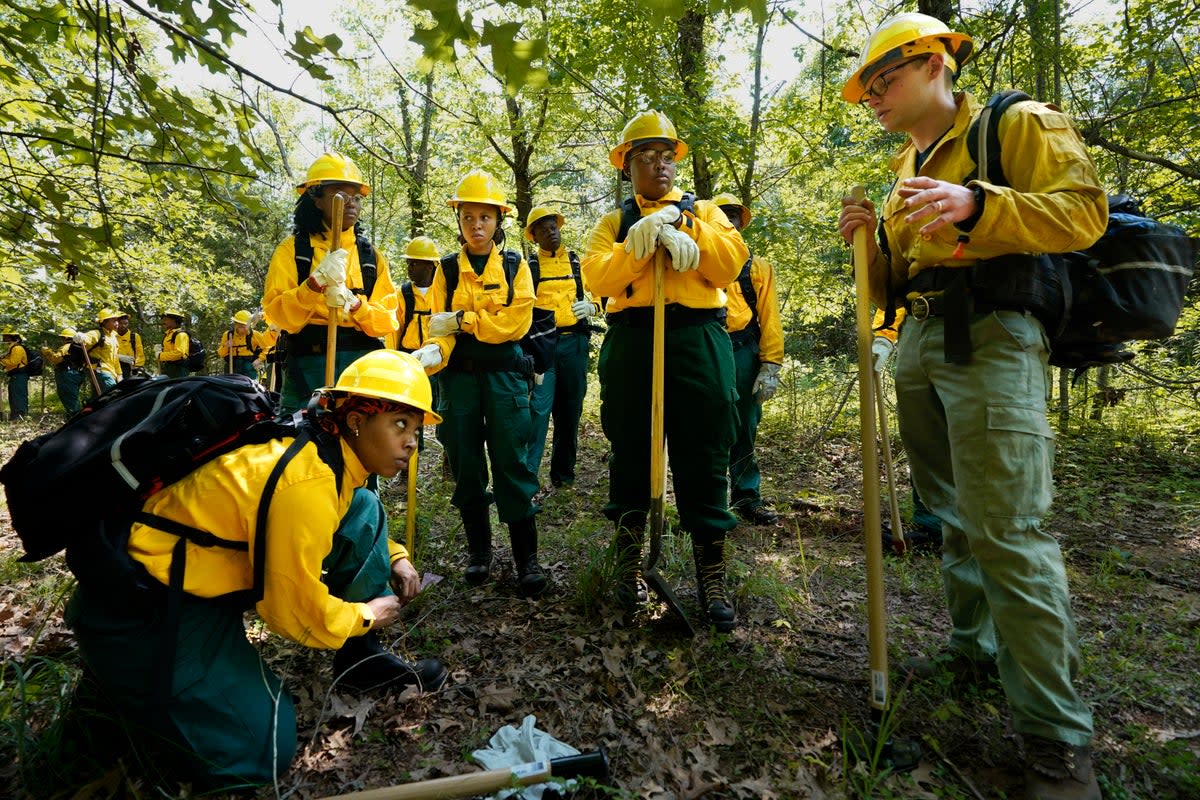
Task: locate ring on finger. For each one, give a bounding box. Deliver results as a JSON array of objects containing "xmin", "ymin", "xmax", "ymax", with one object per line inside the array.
[{"xmin": 934, "ymin": 200, "xmax": 943, "ymax": 214}]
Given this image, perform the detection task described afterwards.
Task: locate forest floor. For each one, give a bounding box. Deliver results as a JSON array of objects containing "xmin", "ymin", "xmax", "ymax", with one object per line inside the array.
[{"xmin": 1, "ymin": 389, "xmax": 1198, "ymax": 799}]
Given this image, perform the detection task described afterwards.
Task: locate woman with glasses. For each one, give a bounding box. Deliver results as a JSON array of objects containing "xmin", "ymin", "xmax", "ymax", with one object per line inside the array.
[{"xmin": 582, "ymin": 110, "xmax": 749, "ymax": 632}]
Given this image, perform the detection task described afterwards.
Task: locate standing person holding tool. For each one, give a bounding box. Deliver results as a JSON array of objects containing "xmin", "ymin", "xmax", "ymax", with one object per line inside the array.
[
  {"xmin": 42, "ymin": 328, "xmax": 85, "ymax": 415},
  {"xmin": 837, "ymin": 13, "xmax": 1106, "ymax": 799},
  {"xmin": 583, "ymin": 111, "xmax": 748, "ymax": 631},
  {"xmin": 1, "ymin": 331, "xmax": 31, "ymax": 420},
  {"xmin": 219, "ymin": 310, "xmax": 268, "ymax": 380},
  {"xmin": 415, "ymin": 169, "xmax": 545, "ymax": 598},
  {"xmin": 115, "ymin": 312, "xmax": 144, "ymax": 379},
  {"xmin": 76, "ymin": 309, "xmax": 123, "ymax": 396},
  {"xmin": 263, "ymin": 152, "xmax": 398, "ymax": 413},
  {"xmin": 157, "ymin": 309, "xmax": 193, "ymax": 379},
  {"xmin": 64, "ymin": 350, "xmax": 448, "ymax": 790},
  {"xmin": 523, "ymin": 205, "xmax": 599, "ymax": 490},
  {"xmin": 712, "ymin": 193, "xmax": 784, "ymax": 526}
]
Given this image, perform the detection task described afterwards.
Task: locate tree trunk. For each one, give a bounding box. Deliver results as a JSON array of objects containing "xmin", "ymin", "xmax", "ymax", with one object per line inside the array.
[
  {"xmin": 739, "ymin": 19, "xmax": 768, "ymax": 205},
  {"xmin": 676, "ymin": 9, "xmax": 712, "ymax": 198},
  {"xmin": 1058, "ymin": 368, "xmax": 1070, "ymax": 429}
]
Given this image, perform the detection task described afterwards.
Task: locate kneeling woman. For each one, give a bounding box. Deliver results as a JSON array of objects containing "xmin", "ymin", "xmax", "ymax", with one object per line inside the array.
[{"xmin": 65, "ymin": 350, "xmax": 447, "ymax": 790}]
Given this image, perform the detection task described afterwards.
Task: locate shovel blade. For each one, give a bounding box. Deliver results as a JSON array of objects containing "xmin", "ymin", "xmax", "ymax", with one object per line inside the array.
[{"xmin": 644, "ymin": 568, "xmax": 694, "ymax": 637}]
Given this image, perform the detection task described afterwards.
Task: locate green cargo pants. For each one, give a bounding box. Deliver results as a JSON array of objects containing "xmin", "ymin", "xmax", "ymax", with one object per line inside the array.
[
  {"xmin": 597, "ymin": 318, "xmax": 737, "ymax": 536},
  {"xmin": 525, "ymin": 331, "xmax": 590, "ymax": 486},
  {"xmin": 7, "ymin": 372, "xmax": 28, "ymax": 418},
  {"xmin": 436, "ymin": 340, "xmax": 538, "ymax": 523},
  {"xmin": 65, "ymin": 488, "xmax": 395, "ymax": 788},
  {"xmin": 281, "ymin": 348, "xmax": 377, "ymax": 414},
  {"xmin": 895, "ymin": 310, "xmax": 1093, "ymax": 746},
  {"xmin": 55, "ymin": 367, "xmax": 83, "ymax": 415},
  {"xmin": 728, "ymin": 339, "xmax": 764, "ymax": 510}
]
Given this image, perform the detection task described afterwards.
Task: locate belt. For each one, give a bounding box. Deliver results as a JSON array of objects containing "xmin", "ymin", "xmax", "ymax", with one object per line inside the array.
[
  {"xmin": 727, "ymin": 326, "xmax": 759, "ymax": 349},
  {"xmin": 607, "ymin": 305, "xmax": 724, "ymax": 329},
  {"xmin": 288, "ymin": 325, "xmax": 382, "ymax": 356},
  {"xmin": 907, "ymin": 294, "xmax": 1025, "ymax": 321}
]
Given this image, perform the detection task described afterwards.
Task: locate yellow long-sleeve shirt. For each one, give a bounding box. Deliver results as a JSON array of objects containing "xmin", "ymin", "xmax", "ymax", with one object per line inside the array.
[
  {"xmin": 425, "ymin": 246, "xmax": 535, "ymax": 364},
  {"xmin": 725, "ymin": 254, "xmax": 784, "ymax": 364},
  {"xmin": 78, "ymin": 329, "xmax": 121, "ymax": 378},
  {"xmin": 117, "ymin": 330, "xmax": 145, "ymax": 369},
  {"xmin": 128, "ymin": 436, "xmax": 408, "ymax": 649},
  {"xmin": 218, "ymin": 329, "xmax": 270, "ymax": 359},
  {"xmin": 870, "ymin": 93, "xmax": 1107, "ymax": 309},
  {"xmin": 582, "ymin": 189, "xmax": 749, "ymax": 313},
  {"xmin": 531, "ymin": 248, "xmax": 598, "ymax": 328},
  {"xmin": 262, "ymin": 228, "xmax": 399, "ymax": 338},
  {"xmin": 2, "ymin": 343, "xmax": 28, "ymax": 373},
  {"xmin": 387, "ymin": 282, "xmax": 442, "ymax": 351},
  {"xmin": 160, "ymin": 329, "xmax": 189, "ymax": 363}
]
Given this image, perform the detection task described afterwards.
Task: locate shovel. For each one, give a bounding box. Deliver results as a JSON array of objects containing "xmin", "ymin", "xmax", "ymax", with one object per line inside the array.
[
  {"xmin": 644, "ymin": 248, "xmax": 694, "ymax": 637},
  {"xmin": 316, "ymin": 748, "xmax": 609, "ymax": 800},
  {"xmin": 324, "ymin": 192, "xmax": 346, "ymax": 387},
  {"xmin": 850, "ymin": 185, "xmax": 919, "ymax": 771},
  {"xmin": 405, "ymin": 450, "xmax": 418, "ymax": 559},
  {"xmin": 80, "ymin": 338, "xmax": 102, "ymax": 398}
]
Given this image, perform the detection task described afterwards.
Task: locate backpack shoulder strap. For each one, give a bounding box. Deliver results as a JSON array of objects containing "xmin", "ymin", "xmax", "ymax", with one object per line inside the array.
[
  {"xmin": 401, "ymin": 281, "xmax": 416, "ymax": 325},
  {"xmin": 966, "ymin": 90, "xmax": 1033, "ymax": 189},
  {"xmin": 355, "ymin": 235, "xmax": 377, "ymax": 297},
  {"xmin": 501, "ymin": 249, "xmax": 521, "ymax": 306},
  {"xmin": 440, "ymin": 253, "xmax": 460, "ymax": 312},
  {"xmin": 568, "ymin": 251, "xmax": 583, "ymax": 301},
  {"xmin": 615, "ymin": 197, "xmax": 641, "ymax": 244},
  {"xmin": 737, "ymin": 253, "xmax": 758, "ymax": 320},
  {"xmin": 526, "ymin": 253, "xmax": 540, "ymax": 288},
  {"xmin": 294, "ymin": 234, "xmax": 314, "ymax": 284}
]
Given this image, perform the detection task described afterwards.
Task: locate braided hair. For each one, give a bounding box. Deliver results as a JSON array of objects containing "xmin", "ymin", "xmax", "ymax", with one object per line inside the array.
[{"xmin": 316, "ymin": 394, "xmax": 419, "ymax": 439}]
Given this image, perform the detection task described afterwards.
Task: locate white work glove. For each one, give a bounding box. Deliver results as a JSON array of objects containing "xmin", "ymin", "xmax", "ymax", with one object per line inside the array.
[
  {"xmin": 533, "ymin": 372, "xmax": 545, "ymax": 386},
  {"xmin": 412, "ymin": 343, "xmax": 443, "ymax": 370},
  {"xmin": 871, "ymin": 336, "xmax": 895, "ymax": 374},
  {"xmin": 623, "ymin": 205, "xmax": 681, "ymax": 260},
  {"xmin": 154, "ymin": 344, "xmax": 163, "ymax": 356},
  {"xmin": 73, "ymin": 332, "xmax": 89, "ymax": 345},
  {"xmin": 252, "ymin": 358, "xmax": 265, "ymax": 371},
  {"xmin": 118, "ymin": 354, "xmax": 134, "ymax": 365},
  {"xmin": 752, "ymin": 362, "xmax": 782, "ymax": 403},
  {"xmin": 571, "ymin": 300, "xmax": 594, "ymax": 321},
  {"xmin": 428, "ymin": 310, "xmax": 464, "ymax": 337},
  {"xmin": 324, "ymin": 284, "xmax": 358, "ymax": 314},
  {"xmin": 309, "ymin": 248, "xmax": 349, "ymax": 290},
  {"xmin": 658, "ymin": 224, "xmax": 700, "ymax": 272},
  {"xmin": 249, "ymin": 310, "xmax": 264, "ymax": 326}
]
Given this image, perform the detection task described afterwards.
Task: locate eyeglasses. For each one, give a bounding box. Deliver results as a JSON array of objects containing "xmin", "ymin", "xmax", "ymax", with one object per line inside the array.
[
  {"xmin": 857, "ymin": 56, "xmax": 930, "ymax": 105},
  {"xmin": 630, "ymin": 149, "xmax": 677, "ymax": 166}
]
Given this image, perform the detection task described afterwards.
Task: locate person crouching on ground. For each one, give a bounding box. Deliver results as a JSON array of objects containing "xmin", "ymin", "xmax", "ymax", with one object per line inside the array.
[{"xmin": 64, "ymin": 350, "xmax": 448, "ymax": 790}]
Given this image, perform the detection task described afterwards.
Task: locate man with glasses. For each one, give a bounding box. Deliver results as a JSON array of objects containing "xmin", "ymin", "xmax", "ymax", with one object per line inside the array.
[
  {"xmin": 837, "ymin": 13, "xmax": 1106, "ymax": 800},
  {"xmin": 583, "ymin": 110, "xmax": 748, "ymax": 631}
]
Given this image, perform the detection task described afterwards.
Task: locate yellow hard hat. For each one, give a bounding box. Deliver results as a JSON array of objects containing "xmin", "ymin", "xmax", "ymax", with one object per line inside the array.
[
  {"xmin": 446, "ymin": 169, "xmax": 513, "ymax": 214},
  {"xmin": 1, "ymin": 329, "xmax": 19, "ymax": 338},
  {"xmin": 403, "ymin": 236, "xmax": 441, "ymax": 262},
  {"xmin": 321, "ymin": 350, "xmax": 442, "ymax": 424},
  {"xmin": 295, "ymin": 152, "xmax": 371, "ymax": 196},
  {"xmin": 609, "ymin": 110, "xmax": 689, "ymax": 170},
  {"xmin": 161, "ymin": 308, "xmax": 185, "ymax": 320},
  {"xmin": 711, "ymin": 192, "xmax": 752, "ymax": 225},
  {"xmin": 96, "ymin": 308, "xmax": 122, "ymax": 323},
  {"xmin": 842, "ymin": 13, "xmax": 973, "ymax": 103},
  {"xmin": 524, "ymin": 205, "xmax": 565, "ymax": 242},
  {"xmin": 231, "ymin": 310, "xmax": 252, "ymax": 325},
  {"xmin": 59, "ymin": 327, "xmax": 77, "ymax": 338}
]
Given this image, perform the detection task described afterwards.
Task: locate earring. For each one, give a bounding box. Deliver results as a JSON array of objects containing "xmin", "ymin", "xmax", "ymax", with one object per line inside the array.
[{"xmin": 352, "ymin": 427, "xmax": 360, "ymax": 437}]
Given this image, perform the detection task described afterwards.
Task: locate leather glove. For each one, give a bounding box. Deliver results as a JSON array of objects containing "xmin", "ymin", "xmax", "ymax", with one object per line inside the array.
[
  {"xmin": 118, "ymin": 354, "xmax": 134, "ymax": 365},
  {"xmin": 252, "ymin": 358, "xmax": 265, "ymax": 371},
  {"xmin": 658, "ymin": 224, "xmax": 700, "ymax": 272},
  {"xmin": 428, "ymin": 310, "xmax": 464, "ymax": 337},
  {"xmin": 249, "ymin": 310, "xmax": 264, "ymax": 326},
  {"xmin": 752, "ymin": 362, "xmax": 782, "ymax": 403},
  {"xmin": 309, "ymin": 248, "xmax": 348, "ymax": 290},
  {"xmin": 153, "ymin": 344, "xmax": 163, "ymax": 356},
  {"xmin": 412, "ymin": 343, "xmax": 443, "ymax": 370},
  {"xmin": 324, "ymin": 283, "xmax": 358, "ymax": 314},
  {"xmin": 571, "ymin": 300, "xmax": 594, "ymax": 321},
  {"xmin": 623, "ymin": 205, "xmax": 681, "ymax": 260},
  {"xmin": 72, "ymin": 332, "xmax": 89, "ymax": 345},
  {"xmin": 871, "ymin": 336, "xmax": 894, "ymax": 374}
]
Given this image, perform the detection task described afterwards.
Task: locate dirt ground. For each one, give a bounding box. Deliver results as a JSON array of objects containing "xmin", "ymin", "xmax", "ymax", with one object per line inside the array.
[{"xmin": 1, "ymin": 398, "xmax": 1197, "ymax": 799}]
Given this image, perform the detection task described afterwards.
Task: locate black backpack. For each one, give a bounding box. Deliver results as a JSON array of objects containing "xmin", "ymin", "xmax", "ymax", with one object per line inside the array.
[
  {"xmin": 966, "ymin": 90, "xmax": 1198, "ymax": 369},
  {"xmin": 170, "ymin": 329, "xmax": 206, "ymax": 372},
  {"xmin": 0, "ymin": 375, "xmax": 341, "ymax": 602},
  {"xmin": 24, "ymin": 351, "xmax": 44, "ymax": 377},
  {"xmin": 440, "ymin": 250, "xmax": 558, "ymax": 373}
]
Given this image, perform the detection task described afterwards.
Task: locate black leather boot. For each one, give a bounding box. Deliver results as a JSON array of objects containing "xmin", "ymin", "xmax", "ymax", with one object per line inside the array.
[
  {"xmin": 693, "ymin": 534, "xmax": 737, "ymax": 633},
  {"xmin": 613, "ymin": 526, "xmax": 649, "ymax": 610},
  {"xmin": 332, "ymin": 631, "xmax": 448, "ymax": 694},
  {"xmin": 508, "ymin": 515, "xmax": 547, "ymax": 598},
  {"xmin": 461, "ymin": 503, "xmax": 492, "ymax": 585}
]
